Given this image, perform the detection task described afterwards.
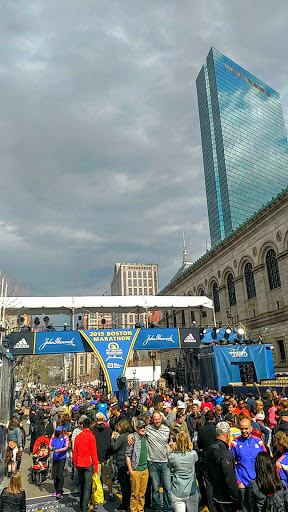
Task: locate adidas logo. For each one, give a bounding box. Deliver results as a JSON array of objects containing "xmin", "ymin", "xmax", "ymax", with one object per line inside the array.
[
  {"xmin": 183, "ymin": 333, "xmax": 196, "ymax": 343},
  {"xmin": 14, "ymin": 338, "xmax": 30, "ymax": 349}
]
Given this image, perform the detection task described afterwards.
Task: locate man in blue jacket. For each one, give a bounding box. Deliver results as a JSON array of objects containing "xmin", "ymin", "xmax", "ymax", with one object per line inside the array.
[{"xmin": 230, "ymin": 418, "xmax": 265, "ymax": 512}]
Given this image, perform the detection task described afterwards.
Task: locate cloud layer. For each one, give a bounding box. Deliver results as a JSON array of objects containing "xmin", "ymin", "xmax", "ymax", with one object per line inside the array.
[{"xmin": 1, "ymin": 0, "xmax": 288, "ymax": 294}]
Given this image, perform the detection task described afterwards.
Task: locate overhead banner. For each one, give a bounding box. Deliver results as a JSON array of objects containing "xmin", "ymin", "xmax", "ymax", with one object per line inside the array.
[
  {"xmin": 180, "ymin": 328, "xmax": 201, "ymax": 348},
  {"xmin": 9, "ymin": 332, "xmax": 35, "ymax": 355},
  {"xmin": 34, "ymin": 331, "xmax": 91, "ymax": 354},
  {"xmin": 8, "ymin": 331, "xmax": 92, "ymax": 355},
  {"xmin": 134, "ymin": 328, "xmax": 180, "ymax": 350},
  {"xmin": 80, "ymin": 329, "xmax": 139, "ymax": 394}
]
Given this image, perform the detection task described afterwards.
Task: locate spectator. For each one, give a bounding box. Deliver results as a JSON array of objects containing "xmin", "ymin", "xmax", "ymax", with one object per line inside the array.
[
  {"xmin": 111, "ymin": 419, "xmax": 131, "ymax": 511},
  {"xmin": 234, "ymin": 399, "xmax": 250, "ymax": 416},
  {"xmin": 272, "ymin": 410, "xmax": 288, "ymax": 449},
  {"xmin": 207, "ymin": 421, "xmax": 239, "ymax": 512},
  {"xmin": 268, "ymin": 397, "xmax": 279, "ymax": 429},
  {"xmin": 276, "ymin": 431, "xmax": 288, "ymax": 487},
  {"xmin": 215, "ymin": 392, "xmax": 224, "ymax": 406},
  {"xmin": 109, "ymin": 403, "xmax": 127, "ymax": 431},
  {"xmin": 168, "ymin": 431, "xmax": 198, "ymax": 512},
  {"xmin": 224, "ymin": 414, "xmax": 241, "ymax": 445},
  {"xmin": 73, "ymin": 418, "xmax": 98, "ymax": 512},
  {"xmin": 222, "ymin": 396, "xmax": 231, "ymax": 417},
  {"xmin": 92, "ymin": 412, "xmax": 115, "ymax": 502},
  {"xmin": 197, "ymin": 410, "xmax": 216, "ymax": 512},
  {"xmin": 29, "ymin": 406, "xmax": 38, "ymax": 454},
  {"xmin": 51, "ymin": 401, "xmax": 63, "ymax": 430},
  {"xmin": 71, "ymin": 415, "xmax": 87, "ymax": 495},
  {"xmin": 43, "ymin": 417, "xmax": 54, "ymax": 438},
  {"xmin": 200, "ymin": 396, "xmax": 213, "ymax": 412},
  {"xmin": 126, "ymin": 420, "xmax": 148, "ymax": 512},
  {"xmin": 215, "ymin": 405, "xmax": 224, "ymax": 424},
  {"xmin": 0, "ymin": 471, "xmax": 26, "ymax": 512},
  {"xmin": 86, "ymin": 401, "xmax": 98, "ymax": 423},
  {"xmin": 126, "ymin": 398, "xmax": 140, "ymax": 423},
  {"xmin": 97, "ymin": 396, "xmax": 108, "ymax": 419},
  {"xmin": 254, "ymin": 413, "xmax": 270, "ymax": 446},
  {"xmin": 230, "ymin": 418, "xmax": 265, "ymax": 512},
  {"xmin": 128, "ymin": 411, "xmax": 172, "ymax": 512},
  {"xmin": 247, "ymin": 393, "xmax": 255, "ymax": 409},
  {"xmin": 162, "ymin": 402, "xmax": 176, "ymax": 427},
  {"xmin": 49, "ymin": 426, "xmax": 69, "ymax": 499},
  {"xmin": 170, "ymin": 412, "xmax": 189, "ymax": 437},
  {"xmin": 249, "ymin": 452, "xmax": 288, "ymax": 511},
  {"xmin": 5, "ymin": 419, "xmax": 23, "ymax": 476}
]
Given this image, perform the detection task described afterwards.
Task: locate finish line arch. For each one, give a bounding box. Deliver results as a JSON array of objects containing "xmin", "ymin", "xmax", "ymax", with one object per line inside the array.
[
  {"xmin": 8, "ymin": 328, "xmax": 274, "ymax": 393},
  {"xmin": 8, "ymin": 327, "xmax": 200, "ymax": 393}
]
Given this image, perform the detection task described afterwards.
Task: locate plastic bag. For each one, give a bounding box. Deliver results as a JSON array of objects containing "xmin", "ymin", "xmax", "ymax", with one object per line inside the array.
[{"xmin": 89, "ymin": 472, "xmax": 104, "ymax": 506}]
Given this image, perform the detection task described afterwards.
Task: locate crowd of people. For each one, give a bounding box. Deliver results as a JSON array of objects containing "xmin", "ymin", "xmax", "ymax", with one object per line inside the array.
[{"xmin": 3, "ymin": 384, "xmax": 288, "ymax": 512}]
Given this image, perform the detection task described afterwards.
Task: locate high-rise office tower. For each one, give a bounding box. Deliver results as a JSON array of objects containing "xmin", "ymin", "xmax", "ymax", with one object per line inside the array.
[
  {"xmin": 196, "ymin": 48, "xmax": 288, "ymax": 247},
  {"xmin": 111, "ymin": 263, "xmax": 159, "ymax": 328}
]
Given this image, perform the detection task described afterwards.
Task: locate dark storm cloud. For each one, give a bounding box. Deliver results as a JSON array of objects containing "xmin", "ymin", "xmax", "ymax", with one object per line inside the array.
[{"xmin": 0, "ymin": 0, "xmax": 288, "ymax": 294}]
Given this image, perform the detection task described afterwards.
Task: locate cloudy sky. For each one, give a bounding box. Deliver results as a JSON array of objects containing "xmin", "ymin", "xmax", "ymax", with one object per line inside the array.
[{"xmin": 1, "ymin": 0, "xmax": 288, "ymax": 296}]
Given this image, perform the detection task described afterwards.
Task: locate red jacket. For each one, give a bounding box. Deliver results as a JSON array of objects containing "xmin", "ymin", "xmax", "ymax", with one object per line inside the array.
[
  {"xmin": 73, "ymin": 428, "xmax": 98, "ymax": 472},
  {"xmin": 234, "ymin": 406, "xmax": 250, "ymax": 417}
]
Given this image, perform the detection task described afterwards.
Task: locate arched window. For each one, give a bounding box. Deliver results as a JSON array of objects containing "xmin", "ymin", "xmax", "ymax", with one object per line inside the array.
[
  {"xmin": 244, "ymin": 262, "xmax": 256, "ymax": 299},
  {"xmin": 212, "ymin": 282, "xmax": 221, "ymax": 312},
  {"xmin": 266, "ymin": 249, "xmax": 281, "ymax": 290},
  {"xmin": 199, "ymin": 289, "xmax": 205, "ymax": 296},
  {"xmin": 227, "ymin": 273, "xmax": 236, "ymax": 306}
]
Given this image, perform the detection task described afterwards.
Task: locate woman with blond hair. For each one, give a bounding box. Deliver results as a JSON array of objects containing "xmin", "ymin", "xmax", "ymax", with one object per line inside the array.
[
  {"xmin": 168, "ymin": 431, "xmax": 198, "ymax": 512},
  {"xmin": 0, "ymin": 471, "xmax": 26, "ymax": 511}
]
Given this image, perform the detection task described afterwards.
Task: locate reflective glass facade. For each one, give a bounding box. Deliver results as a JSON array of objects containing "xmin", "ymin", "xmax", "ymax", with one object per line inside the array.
[{"xmin": 196, "ymin": 48, "xmax": 288, "ymax": 247}]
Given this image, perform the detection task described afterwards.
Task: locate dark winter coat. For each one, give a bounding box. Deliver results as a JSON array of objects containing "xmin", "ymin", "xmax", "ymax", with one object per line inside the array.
[
  {"xmin": 207, "ymin": 439, "xmax": 239, "ymax": 506},
  {"xmin": 91, "ymin": 423, "xmax": 112, "ymax": 462},
  {"xmin": 249, "ymin": 478, "xmax": 288, "ymax": 511}
]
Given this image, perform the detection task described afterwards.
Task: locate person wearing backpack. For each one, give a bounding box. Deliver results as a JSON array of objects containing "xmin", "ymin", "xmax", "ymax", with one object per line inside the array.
[{"xmin": 249, "ymin": 452, "xmax": 288, "ymax": 511}]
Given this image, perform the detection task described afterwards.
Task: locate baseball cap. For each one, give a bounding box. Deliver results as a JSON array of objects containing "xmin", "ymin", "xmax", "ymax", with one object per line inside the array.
[
  {"xmin": 111, "ymin": 402, "xmax": 120, "ymax": 408},
  {"xmin": 78, "ymin": 414, "xmax": 87, "ymax": 424},
  {"xmin": 96, "ymin": 412, "xmax": 106, "ymax": 421},
  {"xmin": 90, "ymin": 400, "xmax": 97, "ymax": 405},
  {"xmin": 136, "ymin": 419, "xmax": 146, "ymax": 428},
  {"xmin": 163, "ymin": 402, "xmax": 171, "ymax": 409},
  {"xmin": 55, "ymin": 426, "xmax": 63, "ymax": 431},
  {"xmin": 177, "ymin": 401, "xmax": 185, "ymax": 409},
  {"xmin": 216, "ymin": 421, "xmax": 230, "ymax": 435},
  {"xmin": 142, "ymin": 410, "xmax": 152, "ymax": 417}
]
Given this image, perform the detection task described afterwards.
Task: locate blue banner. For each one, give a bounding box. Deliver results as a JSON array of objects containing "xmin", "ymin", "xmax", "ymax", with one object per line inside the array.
[
  {"xmin": 213, "ymin": 344, "xmax": 270, "ymax": 389},
  {"xmin": 134, "ymin": 328, "xmax": 180, "ymax": 350},
  {"xmin": 80, "ymin": 329, "xmax": 139, "ymax": 393},
  {"xmin": 34, "ymin": 330, "xmax": 91, "ymax": 354}
]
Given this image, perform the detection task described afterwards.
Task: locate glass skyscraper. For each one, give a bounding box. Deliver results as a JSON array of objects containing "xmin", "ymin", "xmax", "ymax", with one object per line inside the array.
[{"xmin": 196, "ymin": 48, "xmax": 288, "ymax": 247}]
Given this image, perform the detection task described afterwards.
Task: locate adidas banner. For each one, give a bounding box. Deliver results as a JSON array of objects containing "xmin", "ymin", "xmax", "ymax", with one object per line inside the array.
[
  {"xmin": 180, "ymin": 328, "xmax": 201, "ymax": 348},
  {"xmin": 9, "ymin": 332, "xmax": 34, "ymax": 354}
]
